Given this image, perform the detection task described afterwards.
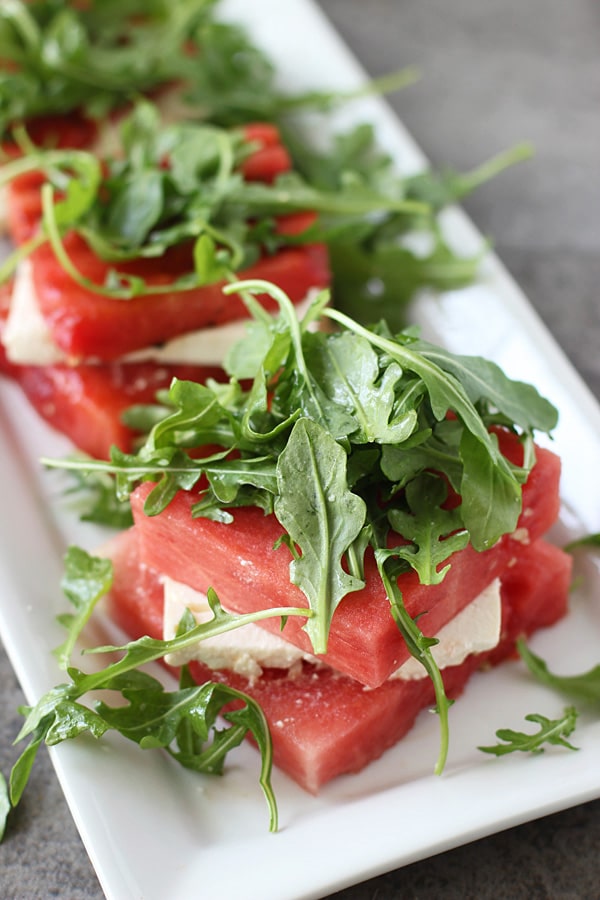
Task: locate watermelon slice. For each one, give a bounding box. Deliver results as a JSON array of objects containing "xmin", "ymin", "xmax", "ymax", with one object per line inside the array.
[
  {"xmin": 103, "ymin": 525, "xmax": 571, "ymax": 793},
  {"xmin": 4, "ymin": 119, "xmax": 329, "ymax": 361},
  {"xmin": 132, "ymin": 436, "xmax": 561, "ymax": 687},
  {"xmin": 2, "ymin": 359, "xmax": 225, "ymax": 459},
  {"xmin": 28, "ymin": 234, "xmax": 329, "ymax": 361}
]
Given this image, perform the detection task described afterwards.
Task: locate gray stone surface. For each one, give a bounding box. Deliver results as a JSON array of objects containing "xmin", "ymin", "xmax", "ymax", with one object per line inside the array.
[{"xmin": 1, "ymin": 2, "xmax": 599, "ymax": 898}]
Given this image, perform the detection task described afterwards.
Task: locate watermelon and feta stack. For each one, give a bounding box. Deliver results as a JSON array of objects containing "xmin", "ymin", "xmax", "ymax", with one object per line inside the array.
[
  {"xmin": 70, "ymin": 278, "xmax": 569, "ymax": 791},
  {"xmin": 103, "ymin": 525, "xmax": 571, "ymax": 793},
  {"xmin": 129, "ymin": 434, "xmax": 561, "ymax": 689},
  {"xmin": 0, "ymin": 110, "xmax": 331, "ymax": 456}
]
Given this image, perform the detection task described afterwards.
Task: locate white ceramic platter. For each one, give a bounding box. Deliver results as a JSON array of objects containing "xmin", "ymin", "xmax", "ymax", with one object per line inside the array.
[{"xmin": 0, "ymin": 2, "xmax": 599, "ymax": 898}]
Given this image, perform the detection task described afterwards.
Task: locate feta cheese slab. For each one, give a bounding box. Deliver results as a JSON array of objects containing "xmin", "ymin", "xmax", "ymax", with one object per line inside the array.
[{"xmin": 163, "ymin": 575, "xmax": 502, "ymax": 682}]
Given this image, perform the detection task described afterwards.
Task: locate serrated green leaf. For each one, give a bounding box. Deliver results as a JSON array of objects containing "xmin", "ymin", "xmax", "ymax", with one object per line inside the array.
[
  {"xmin": 305, "ymin": 331, "xmax": 417, "ymax": 444},
  {"xmin": 274, "ymin": 418, "xmax": 366, "ymax": 653},
  {"xmin": 54, "ymin": 547, "xmax": 113, "ymax": 669},
  {"xmin": 386, "ymin": 473, "xmax": 469, "ymax": 584},
  {"xmin": 479, "ymin": 707, "xmax": 579, "ymax": 756}
]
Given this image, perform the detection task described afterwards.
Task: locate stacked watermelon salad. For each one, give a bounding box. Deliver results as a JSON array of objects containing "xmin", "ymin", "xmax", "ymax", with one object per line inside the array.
[
  {"xmin": 3, "ymin": 276, "xmax": 575, "ymax": 832},
  {"xmin": 0, "ymin": 1, "xmax": 579, "ymax": 834}
]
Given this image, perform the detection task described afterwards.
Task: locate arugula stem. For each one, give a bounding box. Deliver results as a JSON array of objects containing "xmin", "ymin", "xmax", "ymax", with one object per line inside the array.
[
  {"xmin": 455, "ymin": 142, "xmax": 534, "ymax": 197},
  {"xmin": 376, "ymin": 555, "xmax": 450, "ymax": 775},
  {"xmin": 0, "ymin": 232, "xmax": 46, "ymax": 283}
]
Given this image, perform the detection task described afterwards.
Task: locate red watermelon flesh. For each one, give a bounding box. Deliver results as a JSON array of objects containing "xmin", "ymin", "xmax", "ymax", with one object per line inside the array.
[
  {"xmin": 0, "ymin": 297, "xmax": 228, "ymax": 456},
  {"xmin": 29, "ymin": 234, "xmax": 329, "ymax": 361},
  {"xmin": 132, "ymin": 436, "xmax": 561, "ymax": 688},
  {"xmin": 102, "ymin": 526, "xmax": 571, "ymax": 794},
  {"xmin": 2, "ymin": 358, "xmax": 226, "ymax": 459}
]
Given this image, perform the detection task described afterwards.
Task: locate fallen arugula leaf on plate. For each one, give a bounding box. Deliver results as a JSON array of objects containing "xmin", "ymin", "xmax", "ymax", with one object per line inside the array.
[
  {"xmin": 517, "ymin": 639, "xmax": 600, "ymax": 704},
  {"xmin": 479, "ymin": 707, "xmax": 579, "ymax": 756}
]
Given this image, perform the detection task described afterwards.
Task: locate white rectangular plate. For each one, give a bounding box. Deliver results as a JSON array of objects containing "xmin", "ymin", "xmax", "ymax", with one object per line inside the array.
[{"xmin": 1, "ymin": 2, "xmax": 599, "ymax": 898}]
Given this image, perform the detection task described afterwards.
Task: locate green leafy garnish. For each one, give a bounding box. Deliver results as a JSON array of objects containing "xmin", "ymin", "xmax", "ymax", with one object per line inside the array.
[
  {"xmin": 54, "ymin": 547, "xmax": 113, "ymax": 669},
  {"xmin": 6, "ymin": 547, "xmax": 314, "ymax": 834},
  {"xmin": 1, "ymin": 100, "xmax": 428, "ymax": 302},
  {"xmin": 479, "ymin": 707, "xmax": 579, "ymax": 756},
  {"xmin": 0, "ymin": 0, "xmax": 265, "ymax": 136},
  {"xmin": 517, "ymin": 639, "xmax": 600, "ymax": 704},
  {"xmin": 0, "ymin": 1, "xmax": 531, "ymax": 329}
]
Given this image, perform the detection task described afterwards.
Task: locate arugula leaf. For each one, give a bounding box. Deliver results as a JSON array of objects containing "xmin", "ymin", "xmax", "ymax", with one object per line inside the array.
[
  {"xmin": 375, "ymin": 551, "xmax": 452, "ymax": 775},
  {"xmin": 405, "ymin": 143, "xmax": 534, "ymax": 211},
  {"xmin": 303, "ymin": 330, "xmax": 418, "ymax": 444},
  {"xmin": 54, "ymin": 547, "xmax": 113, "ymax": 669},
  {"xmin": 479, "ymin": 707, "xmax": 579, "ymax": 756},
  {"xmin": 274, "ymin": 418, "xmax": 366, "ymax": 654},
  {"xmin": 385, "ymin": 474, "xmax": 469, "ymax": 584},
  {"xmin": 517, "ymin": 640, "xmax": 600, "ymax": 704},
  {"xmin": 327, "ymin": 231, "xmax": 483, "ymax": 331},
  {"xmin": 412, "ymin": 339, "xmax": 559, "ymax": 435},
  {"xmin": 62, "ymin": 466, "xmax": 134, "ymax": 529}
]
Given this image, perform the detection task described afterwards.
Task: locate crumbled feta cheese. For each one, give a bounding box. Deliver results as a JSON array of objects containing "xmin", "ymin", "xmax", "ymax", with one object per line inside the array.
[
  {"xmin": 3, "ymin": 260, "xmax": 64, "ymax": 365},
  {"xmin": 163, "ymin": 576, "xmax": 502, "ymax": 683},
  {"xmin": 391, "ymin": 578, "xmax": 501, "ymax": 679},
  {"xmin": 163, "ymin": 577, "xmax": 316, "ymax": 680}
]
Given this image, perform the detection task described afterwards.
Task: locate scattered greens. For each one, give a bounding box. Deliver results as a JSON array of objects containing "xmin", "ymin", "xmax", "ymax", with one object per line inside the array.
[
  {"xmin": 518, "ymin": 639, "xmax": 600, "ymax": 705},
  {"xmin": 5, "ymin": 546, "xmax": 314, "ymax": 834},
  {"xmin": 479, "ymin": 708, "xmax": 579, "ymax": 757}
]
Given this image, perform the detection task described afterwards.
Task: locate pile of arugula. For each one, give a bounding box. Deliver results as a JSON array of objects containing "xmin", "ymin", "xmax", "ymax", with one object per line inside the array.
[
  {"xmin": 0, "ymin": 98, "xmax": 530, "ymax": 333},
  {"xmin": 0, "ymin": 0, "xmax": 230, "ymax": 132}
]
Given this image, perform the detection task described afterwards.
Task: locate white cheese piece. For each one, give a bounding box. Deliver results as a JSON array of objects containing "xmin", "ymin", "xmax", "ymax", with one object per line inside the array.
[
  {"xmin": 163, "ymin": 577, "xmax": 316, "ymax": 680},
  {"xmin": 391, "ymin": 578, "xmax": 502, "ymax": 680},
  {"xmin": 163, "ymin": 575, "xmax": 502, "ymax": 683},
  {"xmin": 3, "ymin": 260, "xmax": 64, "ymax": 365},
  {"xmin": 2, "ymin": 262, "xmax": 318, "ymax": 366}
]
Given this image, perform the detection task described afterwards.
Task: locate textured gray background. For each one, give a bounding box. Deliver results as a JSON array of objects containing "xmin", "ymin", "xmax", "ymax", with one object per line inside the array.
[{"xmin": 1, "ymin": 1, "xmax": 599, "ymax": 898}]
